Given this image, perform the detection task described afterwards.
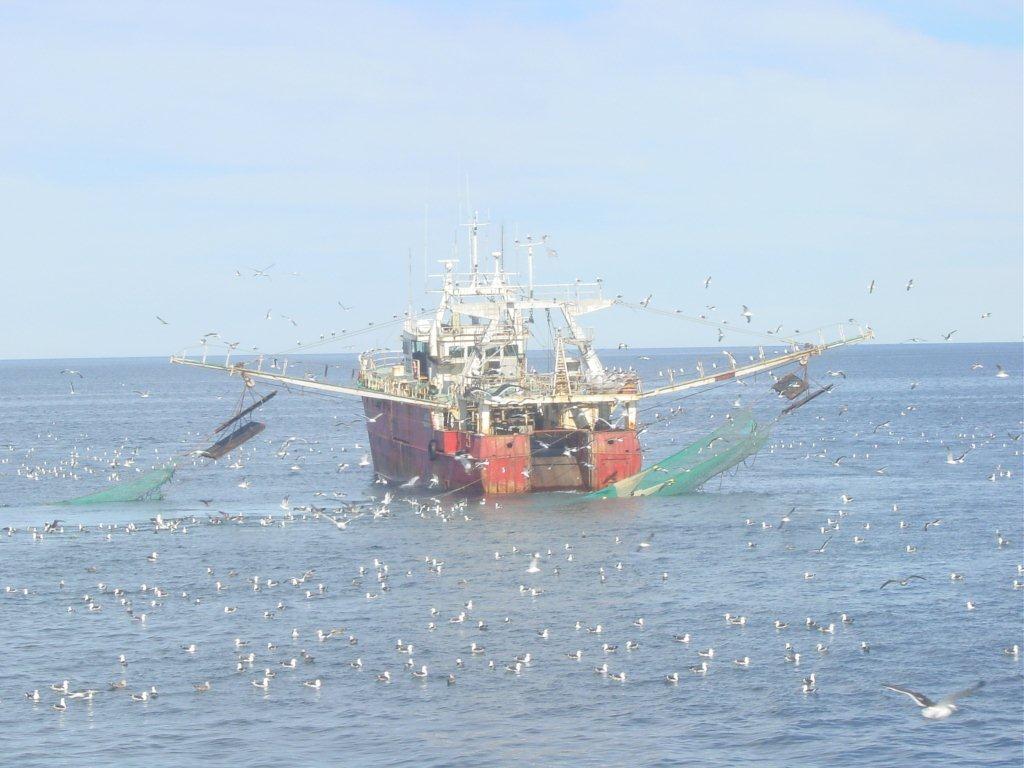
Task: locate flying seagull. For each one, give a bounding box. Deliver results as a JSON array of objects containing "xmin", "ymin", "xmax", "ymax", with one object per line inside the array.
[
  {"xmin": 882, "ymin": 681, "xmax": 984, "ymax": 719},
  {"xmin": 156, "ymin": 316, "xmax": 169, "ymax": 325},
  {"xmin": 250, "ymin": 263, "xmax": 275, "ymax": 278},
  {"xmin": 880, "ymin": 575, "xmax": 926, "ymax": 589}
]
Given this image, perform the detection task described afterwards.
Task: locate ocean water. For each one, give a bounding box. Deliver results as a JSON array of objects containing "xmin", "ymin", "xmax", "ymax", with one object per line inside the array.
[{"xmin": 0, "ymin": 343, "xmax": 1021, "ymax": 767}]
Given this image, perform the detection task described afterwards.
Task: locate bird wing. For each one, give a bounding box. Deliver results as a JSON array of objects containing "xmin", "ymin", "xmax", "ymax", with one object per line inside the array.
[
  {"xmin": 882, "ymin": 684, "xmax": 934, "ymax": 708},
  {"xmin": 879, "ymin": 579, "xmax": 896, "ymax": 589},
  {"xmin": 906, "ymin": 575, "xmax": 927, "ymax": 582},
  {"xmin": 939, "ymin": 680, "xmax": 985, "ymax": 705}
]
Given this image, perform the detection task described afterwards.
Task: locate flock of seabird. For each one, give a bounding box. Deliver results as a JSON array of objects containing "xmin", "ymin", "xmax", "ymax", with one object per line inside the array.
[
  {"xmin": 4, "ymin": 442, "xmax": 1021, "ymax": 722},
  {"xmin": 1, "ymin": 280, "xmax": 1019, "ymax": 728}
]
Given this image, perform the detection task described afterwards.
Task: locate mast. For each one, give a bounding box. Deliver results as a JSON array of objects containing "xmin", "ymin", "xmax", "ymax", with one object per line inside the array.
[{"xmin": 462, "ymin": 211, "xmax": 489, "ymax": 286}]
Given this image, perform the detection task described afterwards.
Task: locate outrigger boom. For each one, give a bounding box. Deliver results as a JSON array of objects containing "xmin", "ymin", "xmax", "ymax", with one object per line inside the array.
[{"xmin": 170, "ymin": 328, "xmax": 873, "ymax": 409}]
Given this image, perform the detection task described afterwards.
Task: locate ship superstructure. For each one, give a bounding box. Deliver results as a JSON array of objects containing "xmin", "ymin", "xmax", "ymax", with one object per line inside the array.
[{"xmin": 171, "ymin": 215, "xmax": 871, "ymax": 494}]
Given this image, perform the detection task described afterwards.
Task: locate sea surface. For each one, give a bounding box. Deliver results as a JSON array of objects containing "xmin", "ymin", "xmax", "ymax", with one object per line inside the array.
[{"xmin": 0, "ymin": 343, "xmax": 1021, "ymax": 767}]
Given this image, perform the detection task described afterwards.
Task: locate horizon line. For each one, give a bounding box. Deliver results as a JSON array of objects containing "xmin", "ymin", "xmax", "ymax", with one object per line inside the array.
[{"xmin": 2, "ymin": 339, "xmax": 1022, "ymax": 364}]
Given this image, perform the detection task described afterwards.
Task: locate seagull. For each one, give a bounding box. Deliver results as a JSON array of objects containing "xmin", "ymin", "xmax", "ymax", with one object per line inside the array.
[
  {"xmin": 193, "ymin": 681, "xmax": 212, "ymax": 692},
  {"xmin": 740, "ymin": 305, "xmax": 753, "ymax": 323},
  {"xmin": 156, "ymin": 316, "xmax": 169, "ymax": 325},
  {"xmin": 945, "ymin": 447, "xmax": 969, "ymax": 465},
  {"xmin": 995, "ymin": 365, "xmax": 1009, "ymax": 379},
  {"xmin": 703, "ymin": 276, "xmax": 712, "ymax": 289},
  {"xmin": 941, "ymin": 330, "xmax": 957, "ymax": 341},
  {"xmin": 249, "ymin": 263, "xmax": 274, "ymax": 279},
  {"xmin": 880, "ymin": 575, "xmax": 926, "ymax": 589},
  {"xmin": 882, "ymin": 681, "xmax": 984, "ymax": 719},
  {"xmin": 905, "ymin": 279, "xmax": 914, "ymax": 291},
  {"xmin": 868, "ymin": 279, "xmax": 876, "ymax": 294}
]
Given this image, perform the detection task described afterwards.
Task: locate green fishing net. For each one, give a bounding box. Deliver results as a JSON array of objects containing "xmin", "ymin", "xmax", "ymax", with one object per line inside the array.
[
  {"xmin": 58, "ymin": 465, "xmax": 176, "ymax": 505},
  {"xmin": 585, "ymin": 411, "xmax": 770, "ymax": 499}
]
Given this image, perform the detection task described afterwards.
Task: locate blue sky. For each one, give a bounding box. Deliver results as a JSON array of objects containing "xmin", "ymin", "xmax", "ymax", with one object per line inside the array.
[{"xmin": 0, "ymin": 0, "xmax": 1020, "ymax": 359}]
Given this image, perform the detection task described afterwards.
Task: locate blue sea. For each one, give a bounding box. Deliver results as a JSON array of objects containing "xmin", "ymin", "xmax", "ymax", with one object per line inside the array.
[{"xmin": 0, "ymin": 343, "xmax": 1021, "ymax": 767}]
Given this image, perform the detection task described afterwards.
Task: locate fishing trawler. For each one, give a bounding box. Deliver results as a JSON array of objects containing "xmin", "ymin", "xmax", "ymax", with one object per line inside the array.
[{"xmin": 171, "ymin": 215, "xmax": 871, "ymax": 496}]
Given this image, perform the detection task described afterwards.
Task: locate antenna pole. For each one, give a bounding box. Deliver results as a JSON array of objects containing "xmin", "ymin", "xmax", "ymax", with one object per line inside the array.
[
  {"xmin": 407, "ymin": 248, "xmax": 413, "ymax": 318},
  {"xmin": 499, "ymin": 223, "xmax": 504, "ymax": 277},
  {"xmin": 527, "ymin": 237, "xmax": 535, "ymax": 300},
  {"xmin": 470, "ymin": 211, "xmax": 479, "ymax": 281}
]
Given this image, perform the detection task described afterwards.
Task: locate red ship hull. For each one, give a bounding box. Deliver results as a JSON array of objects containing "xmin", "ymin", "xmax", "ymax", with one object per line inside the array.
[{"xmin": 363, "ymin": 397, "xmax": 641, "ymax": 495}]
